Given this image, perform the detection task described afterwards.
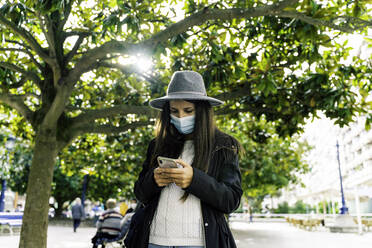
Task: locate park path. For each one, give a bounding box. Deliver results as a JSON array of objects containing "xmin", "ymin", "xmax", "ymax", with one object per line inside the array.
[
  {"xmin": 1, "ymin": 221, "xmax": 372, "ymax": 248},
  {"xmin": 231, "ymin": 221, "xmax": 372, "ymax": 248}
]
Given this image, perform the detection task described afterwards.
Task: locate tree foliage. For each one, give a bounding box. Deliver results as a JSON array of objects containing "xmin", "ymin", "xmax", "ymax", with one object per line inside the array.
[
  {"xmin": 59, "ymin": 126, "xmax": 153, "ymax": 201},
  {"xmin": 273, "ymin": 200, "xmax": 315, "ymax": 213},
  {"xmin": 0, "ymin": 133, "xmax": 32, "ymax": 195},
  {"xmin": 50, "ymin": 162, "xmax": 81, "ymax": 217},
  {"xmin": 1, "ymin": 127, "xmax": 153, "ymax": 216},
  {"xmin": 219, "ymin": 113, "xmax": 311, "ymax": 207},
  {"xmin": 0, "ymin": 135, "xmax": 80, "ymax": 217},
  {"xmin": 0, "ymin": 0, "xmax": 371, "ymax": 247}
]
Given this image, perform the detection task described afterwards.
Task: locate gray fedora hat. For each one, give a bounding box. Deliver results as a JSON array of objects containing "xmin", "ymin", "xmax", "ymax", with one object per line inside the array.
[{"xmin": 149, "ymin": 71, "xmax": 224, "ymax": 110}]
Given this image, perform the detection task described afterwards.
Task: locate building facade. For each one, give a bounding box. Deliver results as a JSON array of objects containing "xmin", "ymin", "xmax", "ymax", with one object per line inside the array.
[{"xmin": 279, "ymin": 115, "xmax": 372, "ymax": 214}]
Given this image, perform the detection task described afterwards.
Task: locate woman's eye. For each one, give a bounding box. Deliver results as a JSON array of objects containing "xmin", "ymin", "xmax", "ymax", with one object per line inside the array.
[{"xmin": 185, "ymin": 109, "xmax": 194, "ymax": 113}]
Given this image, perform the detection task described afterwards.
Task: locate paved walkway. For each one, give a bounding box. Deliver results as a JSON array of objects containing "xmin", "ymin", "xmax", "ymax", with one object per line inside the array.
[
  {"xmin": 1, "ymin": 226, "xmax": 96, "ymax": 248},
  {"xmin": 231, "ymin": 221, "xmax": 372, "ymax": 248},
  {"xmin": 1, "ymin": 222, "xmax": 372, "ymax": 248}
]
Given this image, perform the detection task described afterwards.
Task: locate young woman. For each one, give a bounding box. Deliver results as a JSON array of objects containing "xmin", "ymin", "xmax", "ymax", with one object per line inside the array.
[{"xmin": 132, "ymin": 71, "xmax": 242, "ymax": 248}]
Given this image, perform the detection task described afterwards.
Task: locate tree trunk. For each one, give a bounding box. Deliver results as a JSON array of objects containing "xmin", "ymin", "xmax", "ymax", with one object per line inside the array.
[{"xmin": 19, "ymin": 128, "xmax": 58, "ymax": 248}]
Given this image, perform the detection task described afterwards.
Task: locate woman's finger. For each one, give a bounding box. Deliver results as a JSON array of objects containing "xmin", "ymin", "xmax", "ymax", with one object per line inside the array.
[
  {"xmin": 154, "ymin": 171, "xmax": 174, "ymax": 187},
  {"xmin": 174, "ymin": 159, "xmax": 192, "ymax": 168}
]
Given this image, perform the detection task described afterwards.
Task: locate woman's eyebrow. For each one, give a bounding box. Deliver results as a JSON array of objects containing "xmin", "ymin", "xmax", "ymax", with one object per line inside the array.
[{"xmin": 170, "ymin": 106, "xmax": 194, "ymax": 111}]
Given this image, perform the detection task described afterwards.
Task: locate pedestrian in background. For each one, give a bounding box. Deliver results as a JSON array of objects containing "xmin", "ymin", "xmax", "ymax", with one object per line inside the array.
[
  {"xmin": 71, "ymin": 197, "xmax": 85, "ymax": 232},
  {"xmin": 128, "ymin": 71, "xmax": 243, "ymax": 248},
  {"xmin": 92, "ymin": 201, "xmax": 104, "ymax": 226},
  {"xmin": 91, "ymin": 198, "xmax": 123, "ymax": 248}
]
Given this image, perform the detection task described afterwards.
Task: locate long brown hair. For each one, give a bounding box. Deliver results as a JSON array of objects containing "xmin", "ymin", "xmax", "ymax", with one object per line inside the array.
[
  {"xmin": 150, "ymin": 100, "xmax": 216, "ymax": 200},
  {"xmin": 150, "ymin": 100, "xmax": 215, "ymax": 171}
]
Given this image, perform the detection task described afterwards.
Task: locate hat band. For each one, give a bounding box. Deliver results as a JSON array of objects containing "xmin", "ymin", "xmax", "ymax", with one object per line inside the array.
[{"xmin": 168, "ymin": 91, "xmax": 206, "ymax": 96}]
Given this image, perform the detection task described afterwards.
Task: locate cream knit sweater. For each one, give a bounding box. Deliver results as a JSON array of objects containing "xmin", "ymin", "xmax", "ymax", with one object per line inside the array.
[{"xmin": 149, "ymin": 140, "xmax": 205, "ymax": 246}]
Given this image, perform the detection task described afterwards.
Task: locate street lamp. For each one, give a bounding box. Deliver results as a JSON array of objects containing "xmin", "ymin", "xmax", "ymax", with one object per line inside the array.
[
  {"xmin": 328, "ymin": 140, "xmax": 357, "ymax": 233},
  {"xmin": 81, "ymin": 174, "xmax": 89, "ymax": 208},
  {"xmin": 80, "ymin": 168, "xmax": 93, "ymax": 208},
  {"xmin": 0, "ymin": 137, "xmax": 15, "ymax": 212},
  {"xmin": 336, "ymin": 140, "xmax": 348, "ymax": 214}
]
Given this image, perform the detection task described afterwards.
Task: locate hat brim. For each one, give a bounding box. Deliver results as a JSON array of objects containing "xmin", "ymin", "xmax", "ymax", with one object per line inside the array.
[{"xmin": 149, "ymin": 93, "xmax": 224, "ymax": 110}]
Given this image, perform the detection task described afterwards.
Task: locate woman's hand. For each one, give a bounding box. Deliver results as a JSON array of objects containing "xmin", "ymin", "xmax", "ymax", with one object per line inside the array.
[
  {"xmin": 153, "ymin": 167, "xmax": 174, "ymax": 187},
  {"xmin": 156, "ymin": 159, "xmax": 193, "ymax": 188}
]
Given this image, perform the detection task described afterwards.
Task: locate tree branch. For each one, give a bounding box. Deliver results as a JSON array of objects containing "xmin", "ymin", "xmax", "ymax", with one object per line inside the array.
[
  {"xmin": 61, "ymin": 0, "xmax": 286, "ymax": 126},
  {"xmin": 0, "ymin": 62, "xmax": 42, "ymax": 87},
  {"xmin": 4, "ymin": 39, "xmax": 32, "ymax": 50},
  {"xmin": 143, "ymin": 0, "xmax": 299, "ymax": 48},
  {"xmin": 1, "ymin": 76, "xmax": 26, "ymax": 89},
  {"xmin": 215, "ymin": 105, "xmax": 276, "ymax": 116},
  {"xmin": 214, "ymin": 83, "xmax": 252, "ymax": 102},
  {"xmin": 36, "ymin": 13, "xmax": 58, "ymax": 61},
  {"xmin": 36, "ymin": 13, "xmax": 50, "ymax": 48},
  {"xmin": 55, "ymin": 0, "xmax": 370, "ymax": 127},
  {"xmin": 276, "ymin": 11, "xmax": 372, "ymax": 33},
  {"xmin": 63, "ymin": 0, "xmax": 297, "ymax": 89},
  {"xmin": 64, "ymin": 0, "xmax": 370, "ymax": 86},
  {"xmin": 0, "ymin": 47, "xmax": 44, "ymax": 71},
  {"xmin": 63, "ymin": 30, "xmax": 91, "ymax": 38},
  {"xmin": 59, "ymin": 0, "xmax": 74, "ymax": 31},
  {"xmin": 0, "ymin": 93, "xmax": 34, "ymax": 122},
  {"xmin": 0, "ymin": 13, "xmax": 51, "ymax": 64},
  {"xmin": 64, "ymin": 32, "xmax": 90, "ymax": 65},
  {"xmin": 62, "ymin": 41, "xmax": 124, "ymax": 88},
  {"xmin": 69, "ymin": 120, "xmax": 154, "ymax": 140},
  {"xmin": 99, "ymin": 62, "xmax": 162, "ymax": 84},
  {"xmin": 37, "ymin": 13, "xmax": 61, "ymax": 87},
  {"xmin": 70, "ymin": 105, "xmax": 157, "ymax": 128},
  {"xmin": 99, "ymin": 62, "xmax": 134, "ymax": 73},
  {"xmin": 41, "ymin": 59, "xmax": 103, "ymax": 129},
  {"xmin": 41, "ymin": 85, "xmax": 71, "ymax": 129},
  {"xmin": 213, "ymin": 83, "xmax": 279, "ymax": 115}
]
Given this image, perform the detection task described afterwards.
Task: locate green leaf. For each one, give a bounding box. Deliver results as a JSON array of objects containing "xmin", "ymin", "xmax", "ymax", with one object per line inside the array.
[{"xmin": 1, "ymin": 1, "xmax": 370, "ymax": 243}]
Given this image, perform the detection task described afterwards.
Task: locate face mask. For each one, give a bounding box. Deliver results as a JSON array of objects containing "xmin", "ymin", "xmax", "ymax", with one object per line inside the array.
[{"xmin": 170, "ymin": 114, "xmax": 195, "ymax": 134}]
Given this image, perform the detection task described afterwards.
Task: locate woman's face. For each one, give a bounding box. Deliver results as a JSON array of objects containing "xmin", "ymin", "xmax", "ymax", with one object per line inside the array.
[{"xmin": 169, "ymin": 100, "xmax": 195, "ymax": 118}]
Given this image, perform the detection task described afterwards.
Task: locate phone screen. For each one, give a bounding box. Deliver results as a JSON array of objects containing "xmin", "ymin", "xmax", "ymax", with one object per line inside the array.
[{"xmin": 157, "ymin": 156, "xmax": 178, "ymax": 168}]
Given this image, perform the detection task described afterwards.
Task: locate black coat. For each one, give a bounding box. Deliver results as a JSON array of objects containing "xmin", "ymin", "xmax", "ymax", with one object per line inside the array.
[{"xmin": 131, "ymin": 131, "xmax": 243, "ymax": 248}]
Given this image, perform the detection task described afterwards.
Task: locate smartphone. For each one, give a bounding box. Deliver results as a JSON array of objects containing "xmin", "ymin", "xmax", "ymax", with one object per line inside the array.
[{"xmin": 157, "ymin": 156, "xmax": 179, "ymax": 168}]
